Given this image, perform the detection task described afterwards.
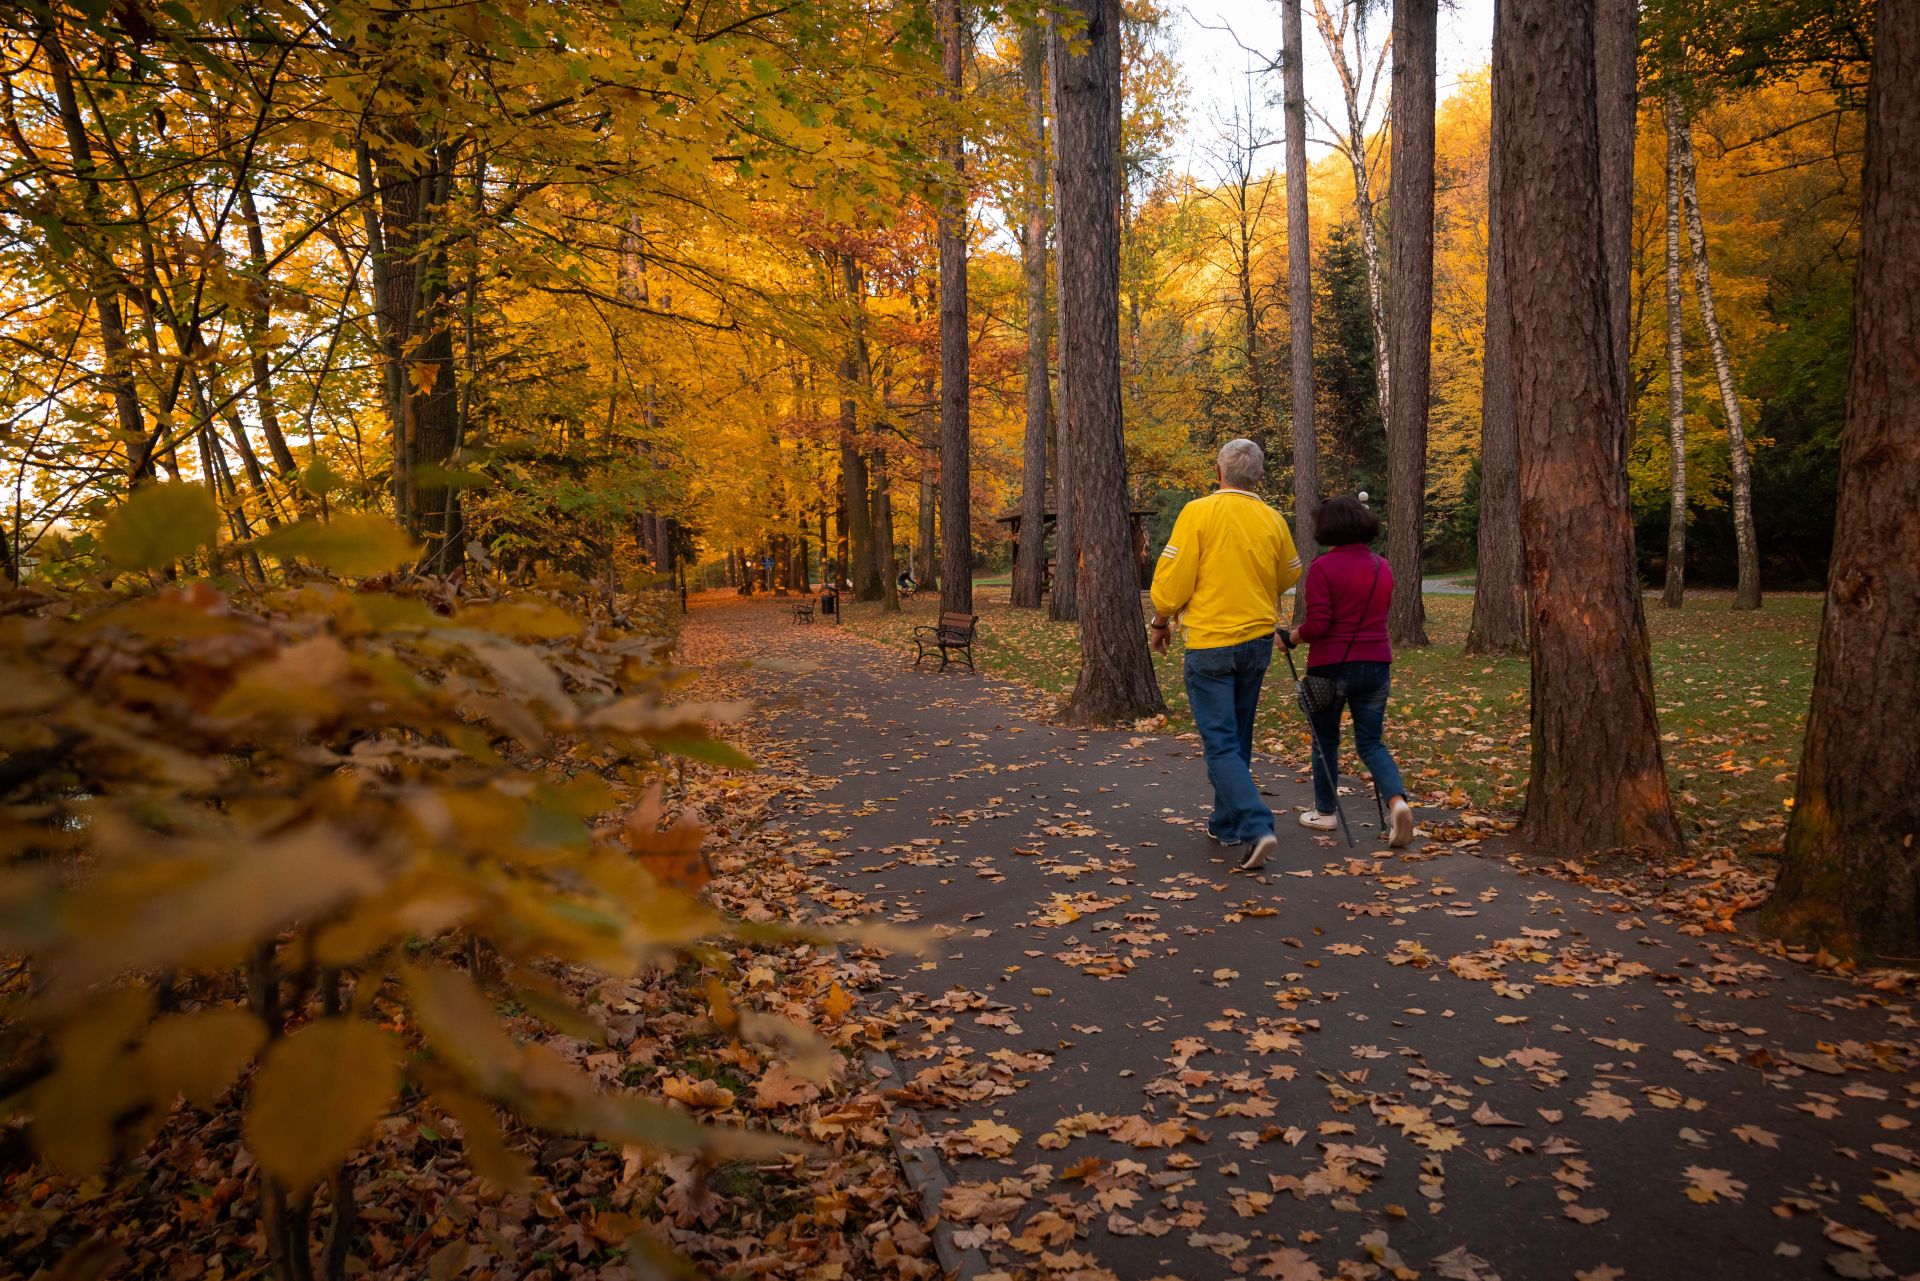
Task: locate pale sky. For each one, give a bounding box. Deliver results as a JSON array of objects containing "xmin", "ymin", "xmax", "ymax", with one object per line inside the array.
[{"xmin": 1167, "ymin": 0, "xmax": 1495, "ymax": 175}]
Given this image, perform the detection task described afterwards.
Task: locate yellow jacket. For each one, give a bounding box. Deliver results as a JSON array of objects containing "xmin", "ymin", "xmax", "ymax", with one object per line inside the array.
[{"xmin": 1150, "ymin": 489, "xmax": 1302, "ymax": 650}]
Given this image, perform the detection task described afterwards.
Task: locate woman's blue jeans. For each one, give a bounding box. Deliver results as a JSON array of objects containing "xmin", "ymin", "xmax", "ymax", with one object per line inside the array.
[
  {"xmin": 1304, "ymin": 660, "xmax": 1407, "ymax": 815},
  {"xmin": 1184, "ymin": 635, "xmax": 1276, "ymax": 843}
]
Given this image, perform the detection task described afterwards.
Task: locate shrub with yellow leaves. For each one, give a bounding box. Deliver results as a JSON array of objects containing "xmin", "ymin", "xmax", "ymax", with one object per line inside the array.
[{"xmin": 0, "ymin": 486, "xmax": 802, "ymax": 1280}]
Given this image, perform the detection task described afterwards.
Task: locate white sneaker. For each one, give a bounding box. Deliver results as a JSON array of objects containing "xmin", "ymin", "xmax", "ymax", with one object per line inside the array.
[
  {"xmin": 1297, "ymin": 810, "xmax": 1338, "ymax": 832},
  {"xmin": 1387, "ymin": 797, "xmax": 1416, "ymax": 847},
  {"xmin": 1237, "ymin": 833, "xmax": 1278, "ymax": 871}
]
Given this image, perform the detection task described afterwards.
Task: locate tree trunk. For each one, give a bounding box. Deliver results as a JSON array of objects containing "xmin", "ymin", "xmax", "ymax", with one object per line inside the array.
[
  {"xmin": 1013, "ymin": 24, "xmax": 1052, "ymax": 611},
  {"xmin": 1047, "ymin": 11, "xmax": 1078, "ymax": 626},
  {"xmin": 840, "ymin": 441, "xmax": 873, "ymax": 594},
  {"xmin": 237, "ymin": 179, "xmax": 298, "ymax": 478},
  {"xmin": 917, "ymin": 446, "xmax": 939, "ymax": 590},
  {"xmin": 1385, "ymin": 0, "xmax": 1436, "ymax": 649},
  {"xmin": 355, "ymin": 142, "xmax": 403, "ymax": 482},
  {"xmin": 210, "ymin": 376, "xmax": 284, "ymax": 528},
  {"xmin": 1765, "ymin": 2, "xmax": 1920, "ymax": 957},
  {"xmin": 1283, "ymin": 0, "xmax": 1319, "ymax": 616},
  {"xmin": 876, "ymin": 450, "xmax": 901, "ymax": 613},
  {"xmin": 1237, "ymin": 228, "xmax": 1268, "ymax": 447},
  {"xmin": 1466, "ymin": 14, "xmax": 1525, "ymax": 656},
  {"xmin": 39, "ymin": 17, "xmax": 154, "ymax": 484},
  {"xmin": 833, "ymin": 485, "xmax": 848, "ymax": 588},
  {"xmin": 937, "ymin": 0, "xmax": 974, "ymax": 617},
  {"xmin": 839, "ymin": 257, "xmax": 881, "ymax": 600},
  {"xmin": 1673, "ymin": 109, "xmax": 1762, "ymax": 610},
  {"xmin": 1311, "ymin": 0, "xmax": 1392, "ymax": 437},
  {"xmin": 1596, "ymin": 0, "xmax": 1638, "ymax": 442},
  {"xmin": 368, "ymin": 136, "xmax": 462, "ymax": 574},
  {"xmin": 1496, "ymin": 0, "xmax": 1683, "ymax": 856},
  {"xmin": 1051, "ymin": 0, "xmax": 1164, "ymax": 724},
  {"xmin": 1049, "ymin": 348, "xmax": 1078, "ymax": 622},
  {"xmin": 1660, "ymin": 90, "xmax": 1690, "ymax": 610}
]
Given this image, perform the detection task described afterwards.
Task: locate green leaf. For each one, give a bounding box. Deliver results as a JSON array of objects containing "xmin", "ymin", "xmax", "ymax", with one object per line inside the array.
[
  {"xmin": 245, "ymin": 1018, "xmax": 400, "ymax": 1193},
  {"xmin": 98, "ymin": 484, "xmax": 219, "ymax": 572},
  {"xmin": 254, "ymin": 514, "xmax": 420, "ymax": 576}
]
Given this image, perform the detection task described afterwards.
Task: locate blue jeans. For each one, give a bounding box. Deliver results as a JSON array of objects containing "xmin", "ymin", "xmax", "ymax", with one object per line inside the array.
[
  {"xmin": 1185, "ymin": 636, "xmax": 1275, "ymax": 843},
  {"xmin": 1304, "ymin": 660, "xmax": 1406, "ymax": 815}
]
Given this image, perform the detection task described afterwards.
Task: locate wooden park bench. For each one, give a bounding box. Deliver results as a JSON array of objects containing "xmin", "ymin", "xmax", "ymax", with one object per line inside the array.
[
  {"xmin": 913, "ymin": 612, "xmax": 977, "ymax": 672},
  {"xmin": 791, "ymin": 598, "xmax": 815, "ymax": 624}
]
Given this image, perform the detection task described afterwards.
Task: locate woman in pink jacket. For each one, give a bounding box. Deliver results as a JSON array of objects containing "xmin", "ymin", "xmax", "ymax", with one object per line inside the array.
[{"xmin": 1278, "ymin": 496, "xmax": 1416, "ymax": 847}]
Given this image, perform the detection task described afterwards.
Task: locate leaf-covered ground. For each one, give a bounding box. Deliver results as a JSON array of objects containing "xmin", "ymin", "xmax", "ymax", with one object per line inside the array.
[
  {"xmin": 834, "ymin": 587, "xmax": 1817, "ymax": 859},
  {"xmin": 718, "ymin": 592, "xmax": 1920, "ymax": 1281}
]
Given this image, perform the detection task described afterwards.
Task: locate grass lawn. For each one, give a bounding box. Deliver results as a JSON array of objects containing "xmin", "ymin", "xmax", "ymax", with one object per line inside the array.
[{"xmin": 834, "ymin": 584, "xmax": 1818, "ymax": 856}]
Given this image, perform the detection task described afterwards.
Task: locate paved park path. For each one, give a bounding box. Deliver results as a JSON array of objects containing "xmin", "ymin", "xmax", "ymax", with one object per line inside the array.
[{"xmin": 689, "ymin": 596, "xmax": 1920, "ymax": 1281}]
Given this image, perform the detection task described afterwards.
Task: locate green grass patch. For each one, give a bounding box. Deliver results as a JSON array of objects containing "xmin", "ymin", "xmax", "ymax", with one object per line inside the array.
[{"xmin": 835, "ymin": 587, "xmax": 1816, "ymax": 853}]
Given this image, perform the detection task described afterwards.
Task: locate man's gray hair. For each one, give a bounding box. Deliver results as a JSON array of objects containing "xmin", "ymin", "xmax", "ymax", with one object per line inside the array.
[{"xmin": 1218, "ymin": 438, "xmax": 1265, "ymax": 489}]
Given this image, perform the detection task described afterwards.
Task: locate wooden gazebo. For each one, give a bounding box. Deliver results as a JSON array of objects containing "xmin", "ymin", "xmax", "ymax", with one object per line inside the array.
[{"xmin": 996, "ymin": 502, "xmax": 1155, "ymax": 590}]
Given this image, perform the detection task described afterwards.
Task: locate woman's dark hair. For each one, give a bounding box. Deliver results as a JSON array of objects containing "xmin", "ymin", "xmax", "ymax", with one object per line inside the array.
[{"xmin": 1312, "ymin": 496, "xmax": 1381, "ymax": 547}]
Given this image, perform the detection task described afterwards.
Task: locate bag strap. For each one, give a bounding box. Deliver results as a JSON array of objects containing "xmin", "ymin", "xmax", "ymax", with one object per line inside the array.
[{"xmin": 1336, "ymin": 555, "xmax": 1383, "ymax": 667}]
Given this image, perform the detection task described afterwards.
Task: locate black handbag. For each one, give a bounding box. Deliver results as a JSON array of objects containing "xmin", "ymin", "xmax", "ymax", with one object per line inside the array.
[{"xmin": 1294, "ymin": 558, "xmax": 1382, "ymax": 717}]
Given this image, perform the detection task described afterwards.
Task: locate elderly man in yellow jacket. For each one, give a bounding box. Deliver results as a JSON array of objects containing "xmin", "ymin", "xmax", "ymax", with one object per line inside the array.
[{"xmin": 1148, "ymin": 438, "xmax": 1302, "ymax": 871}]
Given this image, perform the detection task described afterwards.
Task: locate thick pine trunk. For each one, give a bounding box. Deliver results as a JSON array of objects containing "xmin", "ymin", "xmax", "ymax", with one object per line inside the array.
[
  {"xmin": 1466, "ymin": 15, "xmax": 1525, "ymax": 657},
  {"xmin": 937, "ymin": 0, "xmax": 974, "ymax": 616},
  {"xmin": 1283, "ymin": 0, "xmax": 1318, "ymax": 615},
  {"xmin": 1051, "ymin": 0, "xmax": 1164, "ymax": 725},
  {"xmin": 1674, "ymin": 111, "xmax": 1761, "ymax": 610},
  {"xmin": 1661, "ymin": 91, "xmax": 1690, "ymax": 610},
  {"xmin": 1385, "ymin": 0, "xmax": 1436, "ymax": 649},
  {"xmin": 1765, "ymin": 3, "xmax": 1920, "ymax": 957},
  {"xmin": 1013, "ymin": 25, "xmax": 1052, "ymax": 611},
  {"xmin": 1497, "ymin": 0, "xmax": 1682, "ymax": 856}
]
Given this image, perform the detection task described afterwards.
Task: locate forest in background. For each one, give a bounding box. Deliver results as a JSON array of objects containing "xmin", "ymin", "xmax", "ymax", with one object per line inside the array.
[{"xmin": 0, "ymin": 1, "xmax": 1869, "ymax": 596}]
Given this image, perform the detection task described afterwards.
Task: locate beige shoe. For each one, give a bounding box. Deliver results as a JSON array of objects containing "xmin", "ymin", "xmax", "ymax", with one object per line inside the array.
[
  {"xmin": 1297, "ymin": 809, "xmax": 1338, "ymax": 832},
  {"xmin": 1387, "ymin": 797, "xmax": 1416, "ymax": 847},
  {"xmin": 1237, "ymin": 833, "xmax": 1278, "ymax": 871}
]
